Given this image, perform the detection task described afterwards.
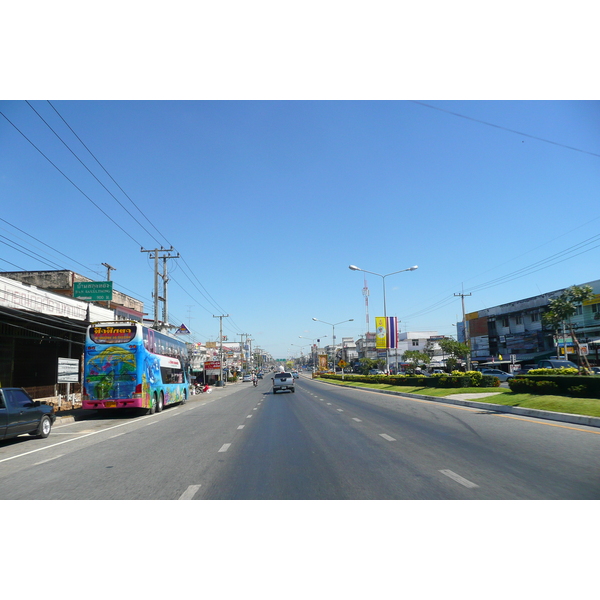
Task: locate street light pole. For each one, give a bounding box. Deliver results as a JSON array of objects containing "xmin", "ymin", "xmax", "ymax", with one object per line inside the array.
[
  {"xmin": 299, "ymin": 335, "xmax": 327, "ymax": 370},
  {"xmin": 349, "ymin": 264, "xmax": 418, "ymax": 373},
  {"xmin": 312, "ymin": 318, "xmax": 354, "ymax": 372}
]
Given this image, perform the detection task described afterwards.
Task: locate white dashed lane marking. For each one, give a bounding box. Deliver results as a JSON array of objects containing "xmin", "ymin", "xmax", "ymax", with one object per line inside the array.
[
  {"xmin": 439, "ymin": 469, "xmax": 479, "ymax": 488},
  {"xmin": 218, "ymin": 443, "xmax": 231, "ymax": 453},
  {"xmin": 179, "ymin": 485, "xmax": 201, "ymax": 500},
  {"xmin": 379, "ymin": 434, "xmax": 396, "ymax": 442}
]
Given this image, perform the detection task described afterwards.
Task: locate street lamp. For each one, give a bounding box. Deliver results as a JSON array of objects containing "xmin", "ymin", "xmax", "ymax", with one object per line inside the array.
[
  {"xmin": 349, "ymin": 264, "xmax": 418, "ymax": 373},
  {"xmin": 299, "ymin": 335, "xmax": 327, "ymax": 370},
  {"xmin": 312, "ymin": 318, "xmax": 354, "ymax": 372}
]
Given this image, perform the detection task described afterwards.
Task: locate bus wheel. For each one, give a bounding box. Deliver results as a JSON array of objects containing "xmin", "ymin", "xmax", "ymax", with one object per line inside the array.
[{"xmin": 156, "ymin": 392, "xmax": 164, "ymax": 413}]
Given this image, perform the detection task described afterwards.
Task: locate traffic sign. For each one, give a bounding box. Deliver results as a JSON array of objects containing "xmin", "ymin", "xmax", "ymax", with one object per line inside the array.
[{"xmin": 73, "ymin": 281, "xmax": 113, "ymax": 301}]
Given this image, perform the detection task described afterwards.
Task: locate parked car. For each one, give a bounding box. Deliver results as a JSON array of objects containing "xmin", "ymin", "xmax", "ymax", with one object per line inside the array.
[
  {"xmin": 480, "ymin": 368, "xmax": 514, "ymax": 382},
  {"xmin": 0, "ymin": 387, "xmax": 56, "ymax": 441},
  {"xmin": 369, "ymin": 369, "xmax": 385, "ymax": 375},
  {"xmin": 590, "ymin": 367, "xmax": 600, "ymax": 375},
  {"xmin": 537, "ymin": 359, "xmax": 579, "ymax": 370}
]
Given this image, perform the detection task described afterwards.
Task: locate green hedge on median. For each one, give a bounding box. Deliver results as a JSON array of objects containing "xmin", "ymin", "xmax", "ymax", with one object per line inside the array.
[
  {"xmin": 509, "ymin": 375, "xmax": 600, "ymax": 398},
  {"xmin": 320, "ymin": 372, "xmax": 499, "ymax": 389}
]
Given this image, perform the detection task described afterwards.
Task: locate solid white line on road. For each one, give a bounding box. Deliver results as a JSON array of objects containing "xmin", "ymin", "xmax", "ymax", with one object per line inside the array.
[
  {"xmin": 237, "ymin": 425, "xmax": 245, "ymax": 429},
  {"xmin": 379, "ymin": 434, "xmax": 396, "ymax": 442},
  {"xmin": 218, "ymin": 443, "xmax": 231, "ymax": 453},
  {"xmin": 179, "ymin": 485, "xmax": 201, "ymax": 500},
  {"xmin": 34, "ymin": 454, "xmax": 64, "ymax": 465},
  {"xmin": 352, "ymin": 418, "xmax": 362, "ymax": 422},
  {"xmin": 439, "ymin": 469, "xmax": 479, "ymax": 488}
]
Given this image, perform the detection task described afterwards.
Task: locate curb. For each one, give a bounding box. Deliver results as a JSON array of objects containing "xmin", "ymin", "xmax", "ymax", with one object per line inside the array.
[{"xmin": 313, "ymin": 379, "xmax": 600, "ymax": 429}]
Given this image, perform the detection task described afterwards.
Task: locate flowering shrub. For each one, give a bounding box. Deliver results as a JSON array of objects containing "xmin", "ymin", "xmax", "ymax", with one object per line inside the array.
[{"xmin": 527, "ymin": 367, "xmax": 579, "ymax": 376}]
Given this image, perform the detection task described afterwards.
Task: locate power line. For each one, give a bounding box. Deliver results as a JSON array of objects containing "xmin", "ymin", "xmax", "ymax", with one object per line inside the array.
[
  {"xmin": 0, "ymin": 110, "xmax": 145, "ymax": 247},
  {"xmin": 26, "ymin": 101, "xmax": 166, "ymax": 247},
  {"xmin": 412, "ymin": 101, "xmax": 600, "ymax": 159}
]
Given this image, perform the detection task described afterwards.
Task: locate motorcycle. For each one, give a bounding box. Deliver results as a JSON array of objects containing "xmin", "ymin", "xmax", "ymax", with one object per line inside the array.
[{"xmin": 253, "ymin": 378, "xmax": 258, "ymax": 387}]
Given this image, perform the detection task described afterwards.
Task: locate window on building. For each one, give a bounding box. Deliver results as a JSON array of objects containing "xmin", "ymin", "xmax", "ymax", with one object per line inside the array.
[
  {"xmin": 502, "ymin": 317, "xmax": 509, "ymax": 328},
  {"xmin": 516, "ymin": 315, "xmax": 522, "ymax": 325},
  {"xmin": 592, "ymin": 304, "xmax": 599, "ymax": 313},
  {"xmin": 412, "ymin": 339, "xmax": 419, "ymax": 346},
  {"xmin": 575, "ymin": 305, "xmax": 583, "ymax": 316},
  {"xmin": 531, "ymin": 312, "xmax": 540, "ymax": 322}
]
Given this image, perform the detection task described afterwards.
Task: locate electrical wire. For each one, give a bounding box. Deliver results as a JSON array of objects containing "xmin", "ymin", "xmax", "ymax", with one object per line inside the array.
[{"xmin": 0, "ymin": 110, "xmax": 145, "ymax": 247}]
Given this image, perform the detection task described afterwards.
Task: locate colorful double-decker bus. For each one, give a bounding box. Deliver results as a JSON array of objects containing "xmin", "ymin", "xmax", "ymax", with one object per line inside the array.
[{"xmin": 83, "ymin": 321, "xmax": 190, "ymax": 413}]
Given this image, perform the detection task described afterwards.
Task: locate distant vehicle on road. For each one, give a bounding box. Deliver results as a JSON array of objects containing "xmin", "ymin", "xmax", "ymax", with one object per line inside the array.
[
  {"xmin": 292, "ymin": 371, "xmax": 299, "ymax": 379},
  {"xmin": 0, "ymin": 387, "xmax": 56, "ymax": 441},
  {"xmin": 480, "ymin": 368, "xmax": 514, "ymax": 382},
  {"xmin": 369, "ymin": 369, "xmax": 385, "ymax": 375},
  {"xmin": 537, "ymin": 359, "xmax": 579, "ymax": 370},
  {"xmin": 272, "ymin": 372, "xmax": 295, "ymax": 394},
  {"xmin": 242, "ymin": 374, "xmax": 253, "ymax": 382}
]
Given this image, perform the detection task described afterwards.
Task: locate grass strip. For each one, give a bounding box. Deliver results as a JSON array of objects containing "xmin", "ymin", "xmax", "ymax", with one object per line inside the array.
[{"xmin": 317, "ymin": 379, "xmax": 600, "ymax": 418}]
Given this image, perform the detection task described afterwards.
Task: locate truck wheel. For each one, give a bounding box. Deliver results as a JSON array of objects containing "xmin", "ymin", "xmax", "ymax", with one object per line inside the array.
[
  {"xmin": 291, "ymin": 388, "xmax": 295, "ymax": 393},
  {"xmin": 156, "ymin": 392, "xmax": 164, "ymax": 413},
  {"xmin": 37, "ymin": 415, "xmax": 52, "ymax": 439}
]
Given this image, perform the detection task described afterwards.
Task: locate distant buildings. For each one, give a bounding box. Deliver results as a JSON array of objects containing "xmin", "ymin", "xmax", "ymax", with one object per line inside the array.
[{"xmin": 464, "ymin": 279, "xmax": 600, "ymax": 368}]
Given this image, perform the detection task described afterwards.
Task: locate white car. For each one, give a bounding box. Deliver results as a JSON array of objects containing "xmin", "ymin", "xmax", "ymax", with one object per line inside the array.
[
  {"xmin": 242, "ymin": 374, "xmax": 252, "ymax": 382},
  {"xmin": 480, "ymin": 368, "xmax": 514, "ymax": 382}
]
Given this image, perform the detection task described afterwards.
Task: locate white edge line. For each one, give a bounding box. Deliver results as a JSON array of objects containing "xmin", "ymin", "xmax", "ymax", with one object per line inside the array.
[{"xmin": 0, "ymin": 413, "xmax": 164, "ymax": 464}]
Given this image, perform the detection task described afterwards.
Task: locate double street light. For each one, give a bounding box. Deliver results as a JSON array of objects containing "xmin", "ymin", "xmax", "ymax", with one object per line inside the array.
[
  {"xmin": 312, "ymin": 318, "xmax": 354, "ymax": 371},
  {"xmin": 299, "ymin": 335, "xmax": 327, "ymax": 370},
  {"xmin": 349, "ymin": 264, "xmax": 418, "ymax": 372}
]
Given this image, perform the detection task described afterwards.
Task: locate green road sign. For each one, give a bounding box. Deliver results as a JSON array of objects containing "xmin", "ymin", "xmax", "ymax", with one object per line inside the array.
[{"xmin": 73, "ymin": 281, "xmax": 113, "ymax": 301}]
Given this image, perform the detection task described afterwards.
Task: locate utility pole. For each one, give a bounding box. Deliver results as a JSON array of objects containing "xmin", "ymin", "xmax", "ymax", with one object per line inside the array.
[
  {"xmin": 214, "ymin": 314, "xmax": 229, "ymax": 385},
  {"xmin": 101, "ymin": 263, "xmax": 116, "ymax": 310},
  {"xmin": 141, "ymin": 247, "xmax": 179, "ymax": 331},
  {"xmin": 455, "ymin": 289, "xmax": 472, "ymax": 370}
]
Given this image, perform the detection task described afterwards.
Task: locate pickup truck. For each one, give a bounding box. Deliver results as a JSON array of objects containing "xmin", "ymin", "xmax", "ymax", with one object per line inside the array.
[
  {"xmin": 272, "ymin": 372, "xmax": 295, "ymax": 394},
  {"xmin": 0, "ymin": 387, "xmax": 56, "ymax": 441}
]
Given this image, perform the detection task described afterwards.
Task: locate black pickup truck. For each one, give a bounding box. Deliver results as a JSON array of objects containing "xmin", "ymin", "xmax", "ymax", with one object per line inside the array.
[{"xmin": 0, "ymin": 388, "xmax": 56, "ymax": 441}]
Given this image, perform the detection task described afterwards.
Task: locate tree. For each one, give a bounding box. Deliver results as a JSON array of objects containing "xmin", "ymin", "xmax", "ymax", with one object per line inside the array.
[
  {"xmin": 437, "ymin": 337, "xmax": 470, "ymax": 371},
  {"xmin": 401, "ymin": 350, "xmax": 430, "ymax": 374},
  {"xmin": 543, "ymin": 284, "xmax": 594, "ymax": 369}
]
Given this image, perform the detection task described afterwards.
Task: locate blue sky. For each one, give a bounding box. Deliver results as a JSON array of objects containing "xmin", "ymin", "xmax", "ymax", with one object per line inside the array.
[{"xmin": 1, "ymin": 100, "xmax": 599, "ymax": 359}]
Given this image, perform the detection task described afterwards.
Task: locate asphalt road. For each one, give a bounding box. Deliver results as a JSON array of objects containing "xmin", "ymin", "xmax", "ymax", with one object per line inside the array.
[{"xmin": 1, "ymin": 375, "xmax": 599, "ymax": 499}]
